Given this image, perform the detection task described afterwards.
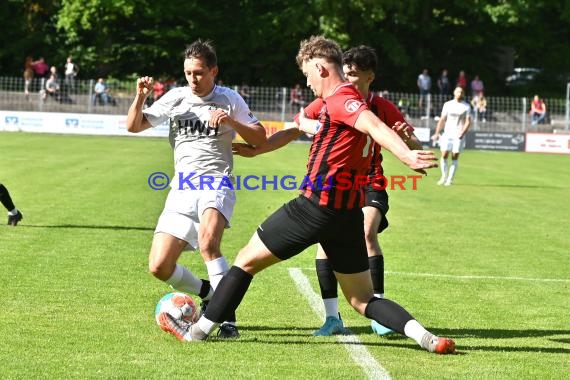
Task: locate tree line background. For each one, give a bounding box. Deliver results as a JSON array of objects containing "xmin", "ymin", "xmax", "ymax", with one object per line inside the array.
[{"xmin": 2, "ymin": 0, "xmax": 569, "ymax": 96}]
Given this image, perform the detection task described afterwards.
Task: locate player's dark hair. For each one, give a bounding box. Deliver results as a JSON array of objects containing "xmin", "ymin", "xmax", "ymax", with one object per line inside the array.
[
  {"xmin": 296, "ymin": 35, "xmax": 343, "ymax": 69},
  {"xmin": 343, "ymin": 45, "xmax": 377, "ymax": 72},
  {"xmin": 185, "ymin": 39, "xmax": 217, "ymax": 68}
]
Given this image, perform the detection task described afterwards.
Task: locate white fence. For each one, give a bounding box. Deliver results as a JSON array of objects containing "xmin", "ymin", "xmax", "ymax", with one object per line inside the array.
[{"xmin": 1, "ymin": 76, "xmax": 568, "ymax": 132}]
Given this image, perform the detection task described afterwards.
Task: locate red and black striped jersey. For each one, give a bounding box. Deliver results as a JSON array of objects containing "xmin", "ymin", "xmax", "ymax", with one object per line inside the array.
[
  {"xmin": 295, "ymin": 83, "xmax": 370, "ymax": 210},
  {"xmin": 366, "ymin": 92, "xmax": 410, "ymax": 177}
]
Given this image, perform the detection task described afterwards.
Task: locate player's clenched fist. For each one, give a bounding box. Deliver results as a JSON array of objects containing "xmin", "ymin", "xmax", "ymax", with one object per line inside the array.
[{"xmin": 137, "ymin": 76, "xmax": 154, "ymax": 96}]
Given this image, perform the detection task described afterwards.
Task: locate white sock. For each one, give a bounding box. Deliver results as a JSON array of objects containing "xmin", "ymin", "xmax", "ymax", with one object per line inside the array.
[
  {"xmin": 206, "ymin": 256, "xmax": 229, "ymax": 290},
  {"xmin": 447, "ymin": 160, "xmax": 458, "ymax": 182},
  {"xmin": 440, "ymin": 158, "xmax": 448, "ymax": 180},
  {"xmin": 374, "ymin": 293, "xmax": 384, "ymax": 299},
  {"xmin": 323, "ymin": 298, "xmax": 339, "ymax": 319},
  {"xmin": 8, "ymin": 208, "xmax": 18, "ymax": 216},
  {"xmin": 404, "ymin": 319, "xmax": 430, "ymax": 346},
  {"xmin": 197, "ymin": 316, "xmax": 218, "ymax": 335},
  {"xmin": 165, "ymin": 264, "xmax": 203, "ymax": 295}
]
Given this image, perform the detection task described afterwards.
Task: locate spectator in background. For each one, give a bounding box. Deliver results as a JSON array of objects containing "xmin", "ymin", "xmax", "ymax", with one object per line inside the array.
[
  {"xmin": 239, "ymin": 82, "xmax": 252, "ymax": 106},
  {"xmin": 44, "ymin": 73, "xmax": 61, "ymax": 102},
  {"xmin": 64, "ymin": 56, "xmax": 79, "ymax": 93},
  {"xmin": 289, "ymin": 83, "xmax": 306, "ymax": 112},
  {"xmin": 49, "ymin": 66, "xmax": 59, "ymax": 81},
  {"xmin": 23, "ymin": 56, "xmax": 34, "ymax": 99},
  {"xmin": 417, "ymin": 68, "xmax": 431, "ymax": 117},
  {"xmin": 93, "ymin": 78, "xmax": 110, "ymax": 105},
  {"xmin": 437, "ymin": 69, "xmax": 451, "ymax": 96},
  {"xmin": 471, "ymin": 91, "xmax": 487, "ymax": 122},
  {"xmin": 456, "ymin": 70, "xmax": 467, "ymax": 91},
  {"xmin": 529, "ymin": 94, "xmax": 547, "ymax": 125},
  {"xmin": 470, "ymin": 75, "xmax": 484, "ymax": 97},
  {"xmin": 31, "ymin": 57, "xmax": 49, "ymax": 79},
  {"xmin": 153, "ymin": 79, "xmax": 166, "ymax": 103},
  {"xmin": 165, "ymin": 78, "xmax": 178, "ymax": 91}
]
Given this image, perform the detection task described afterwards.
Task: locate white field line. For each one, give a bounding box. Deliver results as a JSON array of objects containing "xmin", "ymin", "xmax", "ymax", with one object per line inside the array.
[
  {"xmin": 297, "ymin": 269, "xmax": 570, "ymax": 283},
  {"xmin": 288, "ymin": 268, "xmax": 391, "ymax": 380}
]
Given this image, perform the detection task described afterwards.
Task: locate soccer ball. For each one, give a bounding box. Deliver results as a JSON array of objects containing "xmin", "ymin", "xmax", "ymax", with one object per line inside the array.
[{"xmin": 155, "ymin": 292, "xmax": 198, "ymax": 327}]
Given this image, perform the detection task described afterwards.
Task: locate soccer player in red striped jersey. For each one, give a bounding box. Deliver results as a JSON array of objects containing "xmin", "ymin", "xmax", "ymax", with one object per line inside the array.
[
  {"xmin": 177, "ymin": 36, "xmax": 455, "ymax": 354},
  {"xmin": 311, "ymin": 45, "xmax": 424, "ymax": 337},
  {"xmin": 234, "ymin": 46, "xmax": 423, "ymax": 336}
]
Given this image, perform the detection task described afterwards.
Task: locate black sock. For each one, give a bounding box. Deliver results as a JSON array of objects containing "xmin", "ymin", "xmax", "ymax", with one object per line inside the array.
[
  {"xmin": 204, "ymin": 266, "xmax": 252, "ymax": 323},
  {"xmin": 369, "ymin": 255, "xmax": 384, "ymax": 295},
  {"xmin": 198, "ymin": 279, "xmax": 211, "ymax": 299},
  {"xmin": 316, "ymin": 258, "xmax": 338, "ymax": 299},
  {"xmin": 0, "ymin": 184, "xmax": 15, "ymax": 211},
  {"xmin": 364, "ymin": 297, "xmax": 414, "ymax": 334}
]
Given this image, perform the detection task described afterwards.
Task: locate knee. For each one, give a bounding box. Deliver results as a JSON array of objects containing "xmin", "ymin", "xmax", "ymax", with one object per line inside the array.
[
  {"xmin": 198, "ymin": 240, "xmax": 221, "ymax": 260},
  {"xmin": 364, "ymin": 231, "xmax": 377, "ymax": 247},
  {"xmin": 348, "ymin": 298, "xmax": 368, "ymax": 315},
  {"xmin": 148, "ymin": 259, "xmax": 172, "ymax": 281}
]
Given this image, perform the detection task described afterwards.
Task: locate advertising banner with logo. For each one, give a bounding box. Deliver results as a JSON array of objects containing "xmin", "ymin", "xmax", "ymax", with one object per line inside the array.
[
  {"xmin": 465, "ymin": 131, "xmax": 525, "ymax": 151},
  {"xmin": 525, "ymin": 132, "xmax": 570, "ymax": 154}
]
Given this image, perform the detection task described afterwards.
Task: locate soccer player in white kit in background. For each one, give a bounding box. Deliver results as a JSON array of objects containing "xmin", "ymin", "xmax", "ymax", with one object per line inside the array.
[
  {"xmin": 126, "ymin": 39, "xmax": 266, "ymax": 338},
  {"xmin": 431, "ymin": 86, "xmax": 471, "ymax": 186}
]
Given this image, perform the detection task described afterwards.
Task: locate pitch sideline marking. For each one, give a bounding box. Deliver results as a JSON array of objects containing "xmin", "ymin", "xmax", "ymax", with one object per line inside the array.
[
  {"xmin": 298, "ymin": 269, "xmax": 570, "ymax": 283},
  {"xmin": 288, "ymin": 268, "xmax": 391, "ymax": 380}
]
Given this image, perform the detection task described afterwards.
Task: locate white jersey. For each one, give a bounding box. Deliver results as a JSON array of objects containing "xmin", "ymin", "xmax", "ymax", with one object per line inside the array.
[
  {"xmin": 143, "ymin": 85, "xmax": 259, "ymax": 188},
  {"xmin": 440, "ymin": 99, "xmax": 470, "ymax": 138}
]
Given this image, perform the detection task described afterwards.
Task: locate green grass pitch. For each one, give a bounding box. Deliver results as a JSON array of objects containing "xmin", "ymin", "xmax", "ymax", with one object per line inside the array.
[{"xmin": 1, "ymin": 132, "xmax": 569, "ymax": 379}]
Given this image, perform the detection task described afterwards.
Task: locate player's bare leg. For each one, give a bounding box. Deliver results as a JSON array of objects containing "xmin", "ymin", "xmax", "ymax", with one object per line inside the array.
[
  {"xmin": 438, "ymin": 150, "xmax": 450, "ymax": 185},
  {"xmin": 149, "ymin": 233, "xmax": 212, "ymax": 300},
  {"xmin": 190, "ymin": 232, "xmax": 282, "ymax": 340},
  {"xmin": 445, "ymin": 152, "xmax": 460, "ymax": 186},
  {"xmin": 198, "ymin": 207, "xmax": 239, "ymax": 337}
]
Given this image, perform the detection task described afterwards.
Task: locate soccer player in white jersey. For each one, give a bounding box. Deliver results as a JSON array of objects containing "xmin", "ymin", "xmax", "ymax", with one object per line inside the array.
[
  {"xmin": 431, "ymin": 86, "xmax": 471, "ymax": 186},
  {"xmin": 126, "ymin": 39, "xmax": 266, "ymax": 338}
]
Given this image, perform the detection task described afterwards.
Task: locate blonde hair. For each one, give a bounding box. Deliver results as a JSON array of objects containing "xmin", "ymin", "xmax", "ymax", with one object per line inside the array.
[{"xmin": 295, "ymin": 35, "xmax": 342, "ymax": 69}]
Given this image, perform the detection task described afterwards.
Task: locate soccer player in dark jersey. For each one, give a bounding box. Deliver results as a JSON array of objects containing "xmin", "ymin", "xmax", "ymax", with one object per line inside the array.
[
  {"xmin": 312, "ymin": 45, "xmax": 424, "ymax": 336},
  {"xmin": 1, "ymin": 183, "xmax": 23, "ymax": 226},
  {"xmin": 233, "ymin": 46, "xmax": 423, "ymax": 337},
  {"xmin": 162, "ymin": 36, "xmax": 455, "ymax": 354}
]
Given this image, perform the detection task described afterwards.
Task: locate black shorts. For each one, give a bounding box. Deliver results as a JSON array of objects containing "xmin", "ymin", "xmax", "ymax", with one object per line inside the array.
[
  {"xmin": 364, "ymin": 184, "xmax": 389, "ymax": 234},
  {"xmin": 257, "ymin": 195, "xmax": 368, "ymax": 274}
]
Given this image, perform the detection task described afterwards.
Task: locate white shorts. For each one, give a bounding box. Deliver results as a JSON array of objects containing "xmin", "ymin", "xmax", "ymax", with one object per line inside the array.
[
  {"xmin": 439, "ymin": 135, "xmax": 465, "ymax": 153},
  {"xmin": 154, "ymin": 187, "xmax": 236, "ymax": 251}
]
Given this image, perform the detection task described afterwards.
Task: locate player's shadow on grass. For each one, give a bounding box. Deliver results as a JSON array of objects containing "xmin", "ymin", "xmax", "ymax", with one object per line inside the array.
[
  {"xmin": 230, "ymin": 326, "xmax": 570, "ymax": 354},
  {"xmin": 429, "ymin": 327, "xmax": 570, "ymax": 340},
  {"xmin": 20, "ymin": 224, "xmax": 154, "ymax": 231}
]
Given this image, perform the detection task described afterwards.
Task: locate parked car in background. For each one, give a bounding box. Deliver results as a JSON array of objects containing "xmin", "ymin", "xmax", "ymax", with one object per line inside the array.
[{"xmin": 505, "ymin": 67, "xmax": 542, "ymax": 87}]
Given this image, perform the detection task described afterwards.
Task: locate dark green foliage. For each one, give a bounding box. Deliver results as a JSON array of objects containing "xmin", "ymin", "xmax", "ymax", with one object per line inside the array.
[{"xmin": 1, "ymin": 0, "xmax": 568, "ymax": 95}]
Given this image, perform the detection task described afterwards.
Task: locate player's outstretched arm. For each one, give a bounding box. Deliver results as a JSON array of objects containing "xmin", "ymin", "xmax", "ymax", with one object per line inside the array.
[
  {"xmin": 355, "ymin": 110, "xmax": 438, "ymax": 173},
  {"xmin": 233, "ymin": 128, "xmax": 303, "ymax": 157},
  {"xmin": 126, "ymin": 76, "xmax": 153, "ymax": 133}
]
